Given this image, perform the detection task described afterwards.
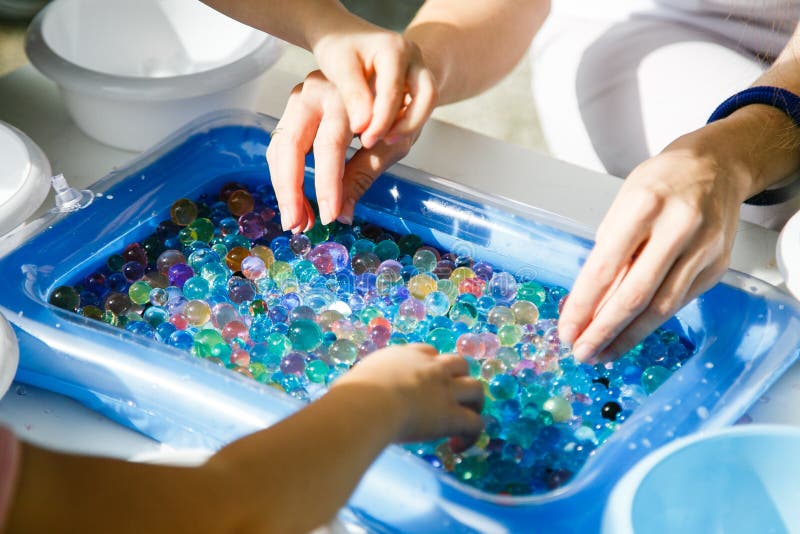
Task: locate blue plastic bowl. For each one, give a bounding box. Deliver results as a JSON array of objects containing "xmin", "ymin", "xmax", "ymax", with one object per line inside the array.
[{"xmin": 603, "ymin": 424, "xmax": 800, "ymax": 534}]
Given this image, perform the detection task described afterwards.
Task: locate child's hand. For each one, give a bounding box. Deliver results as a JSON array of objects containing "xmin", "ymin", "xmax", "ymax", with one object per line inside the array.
[{"xmin": 331, "ymin": 344, "xmax": 484, "ymax": 448}]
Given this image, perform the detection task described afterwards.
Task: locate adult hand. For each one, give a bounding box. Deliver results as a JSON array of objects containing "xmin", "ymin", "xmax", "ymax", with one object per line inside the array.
[
  {"xmin": 267, "ymin": 68, "xmax": 431, "ymax": 232},
  {"xmin": 332, "ymin": 343, "xmax": 484, "ymax": 450},
  {"xmin": 558, "ymin": 132, "xmax": 747, "ymax": 363},
  {"xmin": 310, "ymin": 19, "xmax": 438, "ymax": 149}
]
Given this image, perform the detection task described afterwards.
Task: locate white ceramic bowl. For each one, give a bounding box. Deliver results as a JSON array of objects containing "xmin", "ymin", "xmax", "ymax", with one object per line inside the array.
[
  {"xmin": 602, "ymin": 424, "xmax": 800, "ymax": 534},
  {"xmin": 25, "ymin": 0, "xmax": 283, "ymax": 151},
  {"xmin": 777, "ymin": 210, "xmax": 800, "ymax": 300}
]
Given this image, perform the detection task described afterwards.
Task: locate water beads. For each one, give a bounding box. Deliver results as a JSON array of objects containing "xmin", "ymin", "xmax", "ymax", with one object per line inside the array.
[{"xmin": 48, "ymin": 182, "xmax": 694, "ymax": 496}]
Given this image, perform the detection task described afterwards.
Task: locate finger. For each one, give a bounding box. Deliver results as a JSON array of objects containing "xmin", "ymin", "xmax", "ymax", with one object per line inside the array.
[
  {"xmin": 571, "ymin": 213, "xmax": 699, "ymax": 362},
  {"xmin": 438, "ymin": 354, "xmax": 469, "ymax": 377},
  {"xmin": 453, "ymin": 408, "xmax": 484, "ymax": 449},
  {"xmin": 559, "ymin": 194, "xmax": 662, "ymax": 346},
  {"xmin": 453, "ymin": 376, "xmax": 484, "ymax": 413},
  {"xmin": 267, "ymin": 86, "xmax": 322, "ymax": 232},
  {"xmin": 323, "ymin": 54, "xmax": 373, "ymax": 133},
  {"xmin": 313, "ymin": 97, "xmax": 352, "ymax": 225},
  {"xmin": 385, "ymin": 64, "xmax": 436, "ymax": 143},
  {"xmin": 408, "ymin": 342, "xmax": 439, "ymax": 356},
  {"xmin": 596, "ymin": 252, "xmax": 723, "ymax": 362},
  {"xmin": 360, "ymin": 52, "xmax": 406, "ymax": 149},
  {"xmin": 337, "ymin": 138, "xmax": 413, "ymax": 224},
  {"xmin": 299, "ymin": 197, "xmax": 316, "ymax": 234}
]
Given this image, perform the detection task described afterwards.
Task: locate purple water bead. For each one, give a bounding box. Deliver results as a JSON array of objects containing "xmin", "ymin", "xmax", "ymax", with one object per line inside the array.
[
  {"xmin": 238, "ymin": 211, "xmax": 266, "ymax": 239},
  {"xmin": 121, "ymin": 261, "xmax": 146, "ymax": 283},
  {"xmin": 228, "ymin": 276, "xmax": 257, "ymax": 304},
  {"xmin": 399, "ymin": 297, "xmax": 427, "ymax": 321},
  {"xmin": 307, "ymin": 242, "xmax": 350, "ymax": 274},
  {"xmin": 280, "ymin": 352, "xmax": 307, "ymax": 375},
  {"xmin": 488, "ymin": 272, "xmax": 518, "ymax": 301},
  {"xmin": 167, "ymin": 263, "xmax": 194, "ymax": 288},
  {"xmin": 289, "ymin": 233, "xmax": 312, "ymax": 256}
]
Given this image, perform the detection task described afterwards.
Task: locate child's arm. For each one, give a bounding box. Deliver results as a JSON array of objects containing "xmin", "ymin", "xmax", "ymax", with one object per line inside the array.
[{"xmin": 7, "ymin": 344, "xmax": 483, "ymax": 533}]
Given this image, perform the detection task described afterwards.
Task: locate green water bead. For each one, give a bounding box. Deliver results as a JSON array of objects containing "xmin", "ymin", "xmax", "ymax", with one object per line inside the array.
[
  {"xmin": 496, "ymin": 346, "xmax": 521, "ymax": 368},
  {"xmin": 437, "ymin": 279, "xmax": 458, "ymax": 302},
  {"xmin": 454, "ymin": 455, "xmax": 488, "ymax": 482},
  {"xmin": 287, "ymin": 319, "xmax": 323, "ymax": 352},
  {"xmin": 305, "ymin": 359, "xmax": 330, "ymax": 383},
  {"xmin": 81, "ymin": 305, "xmax": 103, "ymax": 320},
  {"xmin": 193, "ymin": 329, "xmax": 225, "ymax": 357},
  {"xmin": 101, "ymin": 310, "xmax": 119, "ymax": 326},
  {"xmin": 266, "ymin": 333, "xmax": 292, "ymax": 359},
  {"xmin": 359, "ymin": 306, "xmax": 383, "ymax": 324},
  {"xmin": 542, "ymin": 396, "xmax": 573, "ymax": 423},
  {"xmin": 374, "ymin": 239, "xmax": 400, "ymax": 261},
  {"xmin": 127, "ymin": 281, "xmax": 152, "ymax": 305},
  {"xmin": 106, "ymin": 254, "xmax": 125, "ymax": 272},
  {"xmin": 511, "ymin": 300, "xmax": 539, "ymax": 325},
  {"xmin": 487, "ymin": 306, "xmax": 515, "ymax": 327},
  {"xmin": 189, "ymin": 218, "xmax": 215, "ymax": 242},
  {"xmin": 412, "ymin": 249, "xmax": 438, "ymax": 273},
  {"xmin": 397, "ymin": 234, "xmax": 424, "ymax": 256},
  {"xmin": 426, "ymin": 327, "xmax": 457, "ymax": 353},
  {"xmin": 329, "ymin": 339, "xmax": 359, "ymax": 365},
  {"xmin": 497, "ymin": 324, "xmax": 523, "ymax": 346},
  {"xmin": 350, "ymin": 238, "xmax": 375, "ymax": 255},
  {"xmin": 178, "ymin": 227, "xmax": 198, "ymax": 244},
  {"xmin": 270, "ymin": 261, "xmax": 293, "ymax": 283},
  {"xmin": 516, "ymin": 281, "xmax": 547, "ymax": 306},
  {"xmin": 449, "ymin": 301, "xmax": 477, "ymax": 327},
  {"xmin": 641, "ymin": 365, "xmax": 671, "ymax": 394},
  {"xmin": 293, "ymin": 260, "xmax": 319, "ymax": 283},
  {"xmin": 49, "ymin": 285, "xmax": 81, "ymax": 311},
  {"xmin": 305, "ymin": 221, "xmax": 330, "ymax": 245},
  {"xmin": 182, "ymin": 276, "xmax": 210, "ymax": 300},
  {"xmin": 249, "ymin": 362, "xmax": 268, "ymax": 382}
]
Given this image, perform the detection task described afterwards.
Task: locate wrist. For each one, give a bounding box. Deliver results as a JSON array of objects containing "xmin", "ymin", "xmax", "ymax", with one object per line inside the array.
[
  {"xmin": 326, "ymin": 379, "xmax": 407, "ymax": 443},
  {"xmin": 304, "ymin": 2, "xmax": 369, "ymax": 51}
]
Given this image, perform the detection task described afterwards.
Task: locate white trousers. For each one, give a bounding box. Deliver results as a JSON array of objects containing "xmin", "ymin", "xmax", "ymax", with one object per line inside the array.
[{"xmin": 531, "ymin": 0, "xmax": 800, "ymax": 229}]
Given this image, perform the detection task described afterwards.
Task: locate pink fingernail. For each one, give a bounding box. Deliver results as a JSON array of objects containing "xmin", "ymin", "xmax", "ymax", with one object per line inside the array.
[
  {"xmin": 385, "ymin": 135, "xmax": 402, "ymax": 146},
  {"xmin": 336, "ymin": 214, "xmax": 353, "ymax": 225},
  {"xmin": 319, "ymin": 200, "xmax": 332, "ymax": 225},
  {"xmin": 559, "ymin": 322, "xmax": 579, "ymax": 345},
  {"xmin": 280, "ymin": 209, "xmax": 294, "ymax": 231}
]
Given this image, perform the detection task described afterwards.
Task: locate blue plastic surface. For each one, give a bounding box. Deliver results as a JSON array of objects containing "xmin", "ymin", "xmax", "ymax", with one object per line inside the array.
[
  {"xmin": 603, "ymin": 424, "xmax": 800, "ymax": 534},
  {"xmin": 1, "ymin": 110, "xmax": 799, "ymax": 533}
]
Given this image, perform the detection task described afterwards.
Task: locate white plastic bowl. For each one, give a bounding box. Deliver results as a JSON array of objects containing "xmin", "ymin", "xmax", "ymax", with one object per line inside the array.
[
  {"xmin": 0, "ymin": 121, "xmax": 51, "ymax": 236},
  {"xmin": 25, "ymin": 0, "xmax": 283, "ymax": 151},
  {"xmin": 603, "ymin": 425, "xmax": 800, "ymax": 534},
  {"xmin": 777, "ymin": 210, "xmax": 800, "ymax": 300}
]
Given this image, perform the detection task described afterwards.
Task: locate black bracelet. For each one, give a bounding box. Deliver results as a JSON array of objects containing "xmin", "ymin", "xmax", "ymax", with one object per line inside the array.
[{"xmin": 707, "ymin": 86, "xmax": 800, "ymax": 206}]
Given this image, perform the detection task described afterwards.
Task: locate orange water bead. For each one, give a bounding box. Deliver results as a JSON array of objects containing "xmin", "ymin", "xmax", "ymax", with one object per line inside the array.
[
  {"xmin": 250, "ymin": 245, "xmax": 275, "ymax": 268},
  {"xmin": 230, "ymin": 349, "xmax": 251, "ymax": 368},
  {"xmin": 227, "ymin": 189, "xmax": 255, "ymax": 217},
  {"xmin": 368, "ymin": 316, "xmax": 392, "ymax": 331},
  {"xmin": 459, "ymin": 277, "xmax": 485, "ymax": 297},
  {"xmin": 225, "ymin": 246, "xmax": 251, "ymax": 271}
]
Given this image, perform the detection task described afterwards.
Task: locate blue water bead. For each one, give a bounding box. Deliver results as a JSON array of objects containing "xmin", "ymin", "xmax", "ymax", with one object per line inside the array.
[
  {"xmin": 423, "ymin": 291, "xmax": 451, "ymax": 317},
  {"xmin": 430, "ymin": 315, "xmax": 454, "ymax": 330},
  {"xmin": 350, "ymin": 238, "xmax": 375, "ymax": 255},
  {"xmin": 188, "ymin": 248, "xmax": 220, "ymax": 271},
  {"xmin": 334, "ymin": 271, "xmax": 356, "ymax": 296},
  {"xmin": 268, "ymin": 304, "xmax": 289, "ymax": 324},
  {"xmin": 493, "ymin": 398, "xmax": 522, "ymax": 423},
  {"xmin": 228, "ymin": 277, "xmax": 256, "ymax": 304},
  {"xmin": 155, "ymin": 322, "xmax": 176, "ymax": 343},
  {"xmin": 125, "ymin": 320, "xmax": 155, "ymax": 338},
  {"xmin": 333, "ymin": 229, "xmax": 357, "ymax": 250},
  {"xmin": 476, "ymin": 296, "xmax": 496, "ymax": 317},
  {"xmin": 307, "ymin": 242, "xmax": 350, "ymax": 274},
  {"xmin": 143, "ymin": 306, "xmax": 169, "ymax": 327},
  {"xmin": 182, "ymin": 276, "xmax": 210, "ymax": 300},
  {"xmin": 249, "ymin": 316, "xmax": 273, "ymax": 343},
  {"xmin": 489, "ymin": 374, "xmax": 519, "ymax": 400},
  {"xmin": 200, "ymin": 261, "xmax": 227, "ymax": 283},
  {"xmin": 389, "ymin": 285, "xmax": 411, "ymax": 304},
  {"xmin": 488, "ymin": 272, "xmax": 518, "ymax": 302},
  {"xmin": 79, "ymin": 290, "xmax": 100, "ymax": 308},
  {"xmin": 400, "ymin": 264, "xmax": 419, "ymax": 282},
  {"xmin": 164, "ymin": 236, "xmax": 181, "ymax": 250},
  {"xmin": 107, "ymin": 272, "xmax": 128, "ymax": 292},
  {"xmin": 348, "ymin": 293, "xmax": 365, "ymax": 313},
  {"xmin": 219, "ymin": 217, "xmax": 239, "ymax": 236},
  {"xmin": 389, "ymin": 332, "xmax": 408, "ymax": 345},
  {"xmin": 355, "ymin": 273, "xmax": 377, "ymax": 294},
  {"xmin": 278, "ymin": 292, "xmax": 300, "ymax": 310},
  {"xmin": 304, "ymin": 288, "xmax": 336, "ymax": 313},
  {"xmin": 168, "ymin": 330, "xmax": 194, "ymax": 351}
]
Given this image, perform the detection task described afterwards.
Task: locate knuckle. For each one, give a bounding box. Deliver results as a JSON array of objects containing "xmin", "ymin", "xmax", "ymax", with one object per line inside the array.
[
  {"xmin": 348, "ymin": 170, "xmax": 378, "ymax": 197},
  {"xmin": 650, "ymin": 293, "xmax": 679, "ymax": 317},
  {"xmin": 619, "ymin": 288, "xmax": 649, "ymax": 314}
]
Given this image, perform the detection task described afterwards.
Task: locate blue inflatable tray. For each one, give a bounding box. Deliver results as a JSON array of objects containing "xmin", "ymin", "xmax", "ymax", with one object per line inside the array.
[{"xmin": 1, "ymin": 110, "xmax": 799, "ymax": 533}]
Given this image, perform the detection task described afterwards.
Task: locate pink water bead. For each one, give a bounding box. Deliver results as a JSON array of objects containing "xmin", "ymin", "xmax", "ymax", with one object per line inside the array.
[
  {"xmin": 457, "ymin": 333, "xmax": 484, "ymax": 358},
  {"xmin": 307, "ymin": 242, "xmax": 350, "ymax": 274},
  {"xmin": 222, "ymin": 320, "xmax": 249, "ymax": 343},
  {"xmin": 398, "ymin": 297, "xmax": 427, "ymax": 321}
]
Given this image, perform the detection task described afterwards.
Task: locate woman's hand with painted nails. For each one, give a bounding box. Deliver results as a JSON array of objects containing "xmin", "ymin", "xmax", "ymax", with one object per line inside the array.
[
  {"xmin": 558, "ymin": 130, "xmax": 747, "ymax": 363},
  {"xmin": 267, "ymin": 67, "xmax": 433, "ymax": 232}
]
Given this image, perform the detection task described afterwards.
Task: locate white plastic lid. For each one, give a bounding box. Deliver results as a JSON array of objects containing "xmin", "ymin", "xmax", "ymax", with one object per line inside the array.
[
  {"xmin": 0, "ymin": 121, "xmax": 51, "ymax": 237},
  {"xmin": 777, "ymin": 210, "xmax": 800, "ymax": 300}
]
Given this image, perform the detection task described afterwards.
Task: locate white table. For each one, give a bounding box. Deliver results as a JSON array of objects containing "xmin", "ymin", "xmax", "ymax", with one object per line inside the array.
[{"xmin": 1, "ymin": 61, "xmax": 798, "ymax": 465}]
